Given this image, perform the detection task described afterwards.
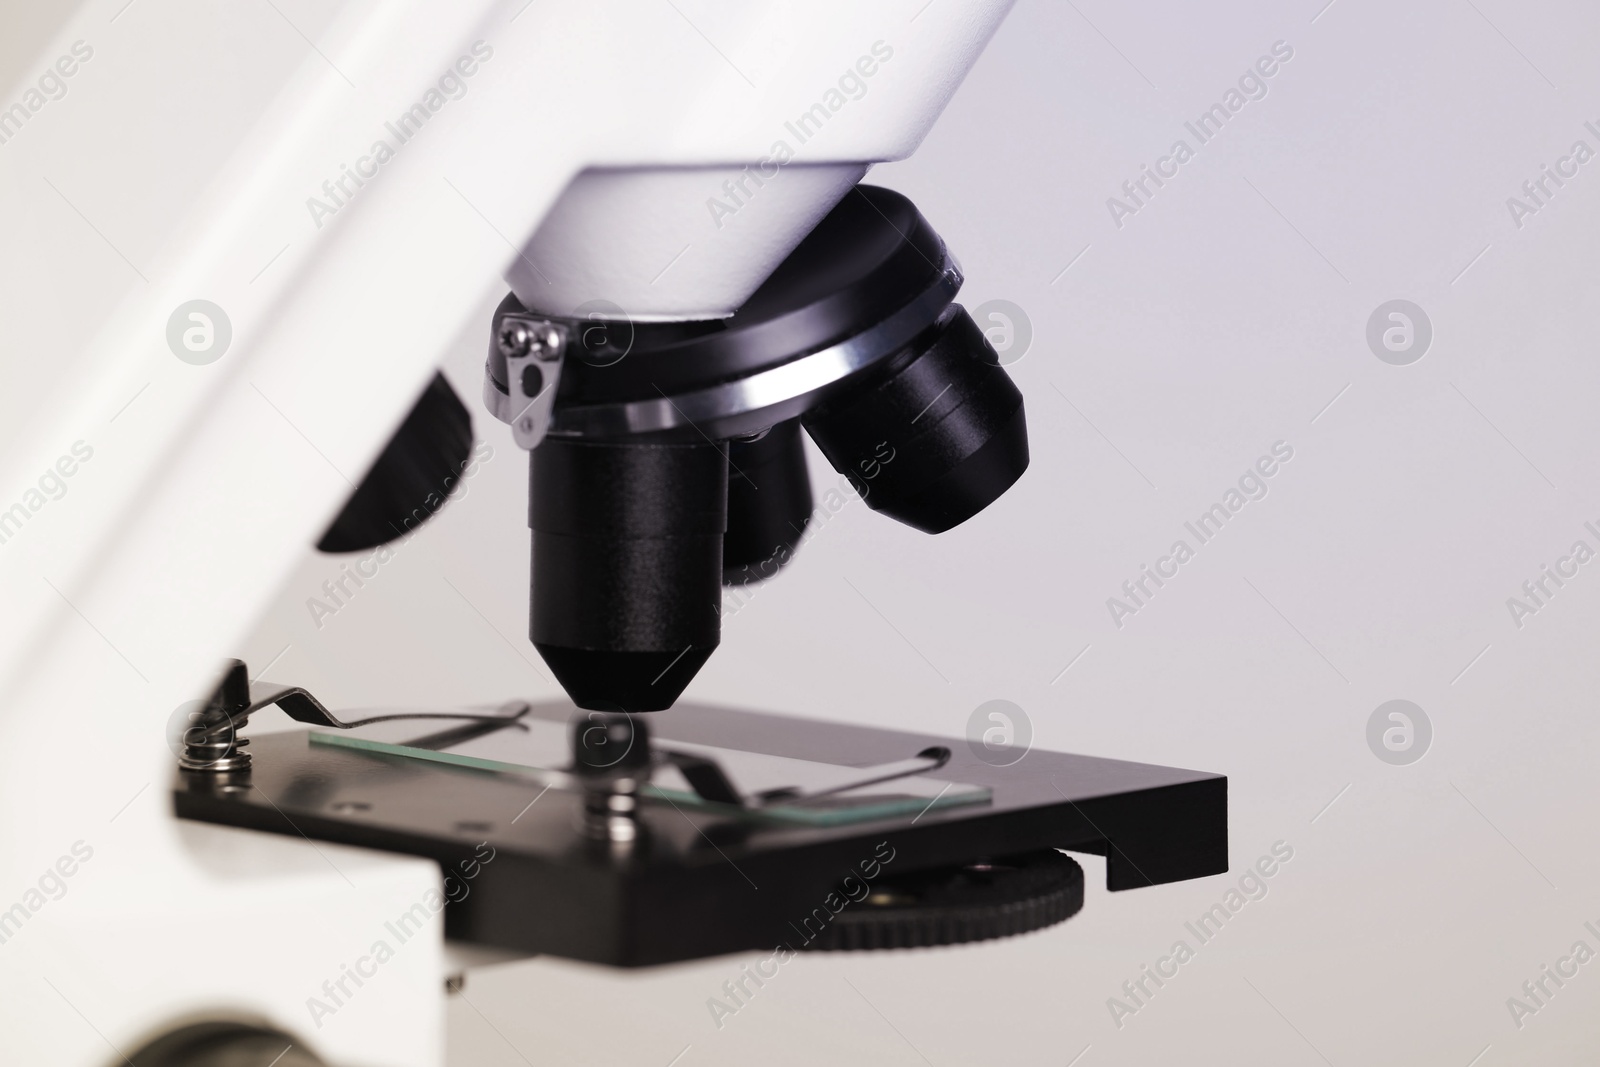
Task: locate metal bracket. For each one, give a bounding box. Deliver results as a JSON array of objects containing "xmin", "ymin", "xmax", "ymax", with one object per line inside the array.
[
  {"xmin": 178, "ymin": 660, "xmax": 529, "ymax": 772},
  {"xmin": 660, "ymin": 745, "xmax": 952, "ymax": 810},
  {"xmin": 483, "ymin": 313, "xmax": 566, "ymax": 450}
]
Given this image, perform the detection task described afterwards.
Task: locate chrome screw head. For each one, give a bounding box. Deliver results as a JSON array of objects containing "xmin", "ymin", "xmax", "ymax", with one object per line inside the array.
[{"xmin": 498, "ymin": 318, "xmax": 560, "ymax": 359}]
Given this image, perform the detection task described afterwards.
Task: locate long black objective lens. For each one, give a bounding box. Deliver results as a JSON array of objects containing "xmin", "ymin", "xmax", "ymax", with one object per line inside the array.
[{"xmin": 529, "ymin": 436, "xmax": 727, "ymax": 712}]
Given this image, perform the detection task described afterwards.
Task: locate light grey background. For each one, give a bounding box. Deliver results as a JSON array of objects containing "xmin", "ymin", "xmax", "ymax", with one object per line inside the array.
[{"xmin": 238, "ymin": 1, "xmax": 1600, "ymax": 1063}]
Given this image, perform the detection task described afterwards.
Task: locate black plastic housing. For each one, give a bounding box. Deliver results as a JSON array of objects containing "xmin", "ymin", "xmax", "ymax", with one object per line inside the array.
[{"xmin": 175, "ymin": 703, "xmax": 1228, "ymax": 967}]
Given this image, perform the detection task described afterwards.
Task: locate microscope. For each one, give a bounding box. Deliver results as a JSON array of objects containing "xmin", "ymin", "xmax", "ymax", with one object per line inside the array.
[
  {"xmin": 0, "ymin": 2, "xmax": 1226, "ymax": 1062},
  {"xmin": 174, "ymin": 180, "xmax": 1224, "ymax": 967}
]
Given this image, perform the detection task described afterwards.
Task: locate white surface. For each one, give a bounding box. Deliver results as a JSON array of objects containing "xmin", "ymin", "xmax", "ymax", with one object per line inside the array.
[
  {"xmin": 510, "ymin": 163, "xmax": 869, "ymax": 320},
  {"xmin": 240, "ymin": 1, "xmax": 1600, "ymax": 1065}
]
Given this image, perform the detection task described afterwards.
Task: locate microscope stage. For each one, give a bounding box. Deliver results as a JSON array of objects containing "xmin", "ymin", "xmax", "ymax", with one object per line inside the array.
[{"xmin": 174, "ymin": 701, "xmax": 1226, "ymax": 966}]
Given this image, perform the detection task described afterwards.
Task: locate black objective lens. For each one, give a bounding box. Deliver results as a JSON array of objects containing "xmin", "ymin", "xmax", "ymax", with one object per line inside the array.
[
  {"xmin": 317, "ymin": 373, "xmax": 473, "ymax": 553},
  {"xmin": 803, "ymin": 306, "xmax": 1027, "ymax": 534},
  {"xmin": 723, "ymin": 418, "xmax": 814, "ymax": 586},
  {"xmin": 529, "ymin": 437, "xmax": 727, "ymax": 712}
]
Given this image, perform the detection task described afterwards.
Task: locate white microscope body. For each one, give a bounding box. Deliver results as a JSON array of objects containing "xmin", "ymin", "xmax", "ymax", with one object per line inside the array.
[{"xmin": 0, "ymin": 2, "xmax": 1012, "ymax": 1062}]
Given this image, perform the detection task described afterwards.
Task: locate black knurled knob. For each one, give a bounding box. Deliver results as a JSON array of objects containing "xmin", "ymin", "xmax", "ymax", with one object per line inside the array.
[{"xmin": 802, "ymin": 850, "xmax": 1084, "ymax": 951}]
